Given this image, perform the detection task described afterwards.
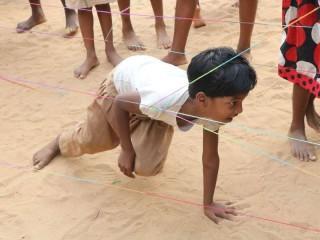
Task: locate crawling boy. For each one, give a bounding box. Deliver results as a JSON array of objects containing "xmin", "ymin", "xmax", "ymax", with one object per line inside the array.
[{"xmin": 33, "ymin": 47, "xmax": 257, "ymax": 223}]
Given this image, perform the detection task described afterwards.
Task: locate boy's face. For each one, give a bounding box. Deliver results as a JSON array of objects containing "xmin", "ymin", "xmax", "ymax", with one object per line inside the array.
[{"xmin": 194, "ymin": 92, "xmax": 248, "ymax": 123}]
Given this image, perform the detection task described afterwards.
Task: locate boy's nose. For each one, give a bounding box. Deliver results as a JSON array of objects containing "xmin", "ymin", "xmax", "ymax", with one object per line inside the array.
[{"xmin": 236, "ymin": 104, "xmax": 243, "ymax": 115}]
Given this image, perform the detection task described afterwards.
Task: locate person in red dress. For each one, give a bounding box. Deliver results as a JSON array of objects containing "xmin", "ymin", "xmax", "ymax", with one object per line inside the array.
[{"xmin": 278, "ymin": 0, "xmax": 320, "ymax": 161}]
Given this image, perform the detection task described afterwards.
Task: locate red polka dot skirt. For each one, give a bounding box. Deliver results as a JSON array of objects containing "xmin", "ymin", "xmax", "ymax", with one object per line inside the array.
[{"xmin": 279, "ymin": 0, "xmax": 320, "ymax": 97}]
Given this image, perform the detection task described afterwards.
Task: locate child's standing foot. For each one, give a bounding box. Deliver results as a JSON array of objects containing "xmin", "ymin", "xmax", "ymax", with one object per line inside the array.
[
  {"xmin": 118, "ymin": 0, "xmax": 145, "ymax": 51},
  {"xmin": 122, "ymin": 30, "xmax": 145, "ymax": 51},
  {"xmin": 64, "ymin": 13, "xmax": 78, "ymax": 37},
  {"xmin": 161, "ymin": 0, "xmax": 196, "ymax": 66},
  {"xmin": 105, "ymin": 47, "xmax": 122, "ymax": 66},
  {"xmin": 162, "ymin": 52, "xmax": 188, "ymax": 66},
  {"xmin": 155, "ymin": 21, "xmax": 171, "ymax": 49},
  {"xmin": 288, "ymin": 128, "xmax": 316, "ymax": 161},
  {"xmin": 74, "ymin": 52, "xmax": 100, "ymax": 79},
  {"xmin": 96, "ymin": 4, "xmax": 123, "ymax": 66},
  {"xmin": 150, "ymin": 0, "xmax": 171, "ymax": 49},
  {"xmin": 33, "ymin": 136, "xmax": 60, "ymax": 170},
  {"xmin": 193, "ymin": 3, "xmax": 206, "ymax": 28},
  {"xmin": 74, "ymin": 7, "xmax": 99, "ymax": 79},
  {"xmin": 62, "ymin": 0, "xmax": 79, "ymax": 38},
  {"xmin": 288, "ymin": 85, "xmax": 317, "ymax": 161},
  {"xmin": 16, "ymin": 14, "xmax": 46, "ymax": 33},
  {"xmin": 17, "ymin": 0, "xmax": 78, "ymax": 36},
  {"xmin": 16, "ymin": 0, "xmax": 46, "ymax": 33}
]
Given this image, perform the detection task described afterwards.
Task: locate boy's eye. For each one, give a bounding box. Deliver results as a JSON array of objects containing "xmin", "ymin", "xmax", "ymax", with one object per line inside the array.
[{"xmin": 229, "ymin": 101, "xmax": 236, "ymax": 107}]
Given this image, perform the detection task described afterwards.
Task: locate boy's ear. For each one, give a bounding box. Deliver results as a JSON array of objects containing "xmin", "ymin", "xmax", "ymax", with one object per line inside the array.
[{"xmin": 195, "ymin": 92, "xmax": 207, "ymax": 104}]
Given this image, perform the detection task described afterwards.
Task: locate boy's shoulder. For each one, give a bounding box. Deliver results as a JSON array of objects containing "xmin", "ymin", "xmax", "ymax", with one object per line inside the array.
[
  {"xmin": 119, "ymin": 55, "xmax": 161, "ymax": 66},
  {"xmin": 117, "ymin": 55, "xmax": 185, "ymax": 70},
  {"xmin": 114, "ymin": 55, "xmax": 186, "ymax": 80}
]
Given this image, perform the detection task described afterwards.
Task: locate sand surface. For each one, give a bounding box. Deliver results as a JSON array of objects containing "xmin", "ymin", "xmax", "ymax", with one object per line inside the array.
[{"xmin": 1, "ymin": 0, "xmax": 320, "ymax": 239}]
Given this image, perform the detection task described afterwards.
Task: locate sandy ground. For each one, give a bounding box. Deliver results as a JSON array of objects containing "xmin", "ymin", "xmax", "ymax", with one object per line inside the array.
[{"xmin": 1, "ymin": 0, "xmax": 320, "ymax": 239}]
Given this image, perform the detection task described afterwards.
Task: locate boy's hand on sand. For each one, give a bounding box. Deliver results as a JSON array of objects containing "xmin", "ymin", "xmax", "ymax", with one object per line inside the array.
[
  {"xmin": 204, "ymin": 202, "xmax": 237, "ymax": 224},
  {"xmin": 118, "ymin": 149, "xmax": 136, "ymax": 178}
]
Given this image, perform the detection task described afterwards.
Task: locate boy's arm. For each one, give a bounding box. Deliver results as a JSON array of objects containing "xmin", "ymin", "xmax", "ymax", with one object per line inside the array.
[
  {"xmin": 202, "ymin": 128, "xmax": 236, "ymax": 223},
  {"xmin": 113, "ymin": 92, "xmax": 142, "ymax": 178}
]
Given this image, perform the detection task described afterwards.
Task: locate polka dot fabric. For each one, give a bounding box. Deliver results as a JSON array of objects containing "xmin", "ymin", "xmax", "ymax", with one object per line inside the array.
[{"xmin": 279, "ymin": 0, "xmax": 320, "ymax": 97}]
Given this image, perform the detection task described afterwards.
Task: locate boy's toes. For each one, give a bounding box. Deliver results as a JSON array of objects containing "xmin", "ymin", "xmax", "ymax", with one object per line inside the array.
[
  {"xmin": 303, "ymin": 151, "xmax": 309, "ymax": 161},
  {"xmin": 74, "ymin": 69, "xmax": 81, "ymax": 78},
  {"xmin": 79, "ymin": 73, "xmax": 88, "ymax": 79},
  {"xmin": 33, "ymin": 156, "xmax": 51, "ymax": 170},
  {"xmin": 32, "ymin": 154, "xmax": 40, "ymax": 166},
  {"xmin": 63, "ymin": 26, "xmax": 78, "ymax": 38},
  {"xmin": 34, "ymin": 161, "xmax": 45, "ymax": 170},
  {"xmin": 308, "ymin": 153, "xmax": 317, "ymax": 161},
  {"xmin": 32, "ymin": 154, "xmax": 47, "ymax": 170}
]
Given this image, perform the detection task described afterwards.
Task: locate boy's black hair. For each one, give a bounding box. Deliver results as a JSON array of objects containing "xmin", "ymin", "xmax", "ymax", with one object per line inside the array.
[{"xmin": 187, "ymin": 47, "xmax": 257, "ymax": 98}]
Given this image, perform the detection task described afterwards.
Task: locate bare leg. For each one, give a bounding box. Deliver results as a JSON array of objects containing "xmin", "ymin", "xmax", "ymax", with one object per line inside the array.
[
  {"xmin": 96, "ymin": 4, "xmax": 122, "ymax": 66},
  {"xmin": 74, "ymin": 8, "xmax": 99, "ymax": 79},
  {"xmin": 117, "ymin": 0, "xmax": 145, "ymax": 51},
  {"xmin": 150, "ymin": 0, "xmax": 171, "ymax": 49},
  {"xmin": 16, "ymin": 0, "xmax": 46, "ymax": 33},
  {"xmin": 289, "ymin": 85, "xmax": 317, "ymax": 161},
  {"xmin": 33, "ymin": 136, "xmax": 60, "ymax": 170},
  {"xmin": 237, "ymin": 0, "xmax": 257, "ymax": 59},
  {"xmin": 60, "ymin": 0, "xmax": 78, "ymax": 37},
  {"xmin": 193, "ymin": 1, "xmax": 206, "ymax": 28},
  {"xmin": 306, "ymin": 95, "xmax": 320, "ymax": 132},
  {"xmin": 162, "ymin": 0, "xmax": 196, "ymax": 66}
]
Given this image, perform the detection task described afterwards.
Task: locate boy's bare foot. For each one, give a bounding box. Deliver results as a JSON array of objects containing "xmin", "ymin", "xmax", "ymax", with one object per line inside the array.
[
  {"xmin": 306, "ymin": 98, "xmax": 320, "ymax": 132},
  {"xmin": 193, "ymin": 19, "xmax": 206, "ymax": 29},
  {"xmin": 288, "ymin": 129, "xmax": 317, "ymax": 161},
  {"xmin": 16, "ymin": 15, "xmax": 46, "ymax": 33},
  {"xmin": 155, "ymin": 24, "xmax": 171, "ymax": 49},
  {"xmin": 106, "ymin": 49, "xmax": 123, "ymax": 66},
  {"xmin": 123, "ymin": 30, "xmax": 145, "ymax": 51},
  {"xmin": 193, "ymin": 7, "xmax": 206, "ymax": 29},
  {"xmin": 63, "ymin": 10, "xmax": 78, "ymax": 38},
  {"xmin": 74, "ymin": 55, "xmax": 100, "ymax": 79},
  {"xmin": 33, "ymin": 136, "xmax": 60, "ymax": 170},
  {"xmin": 162, "ymin": 52, "xmax": 188, "ymax": 66}
]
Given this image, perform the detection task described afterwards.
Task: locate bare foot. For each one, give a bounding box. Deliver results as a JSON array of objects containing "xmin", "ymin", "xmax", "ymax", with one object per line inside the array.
[
  {"xmin": 162, "ymin": 52, "xmax": 188, "ymax": 66},
  {"xmin": 74, "ymin": 55, "xmax": 100, "ymax": 79},
  {"xmin": 155, "ymin": 24, "xmax": 171, "ymax": 49},
  {"xmin": 232, "ymin": 1, "xmax": 239, "ymax": 8},
  {"xmin": 193, "ymin": 7, "xmax": 206, "ymax": 29},
  {"xmin": 63, "ymin": 10, "xmax": 78, "ymax": 38},
  {"xmin": 106, "ymin": 49, "xmax": 123, "ymax": 67},
  {"xmin": 306, "ymin": 97, "xmax": 320, "ymax": 132},
  {"xmin": 33, "ymin": 136, "xmax": 60, "ymax": 170},
  {"xmin": 288, "ymin": 129, "xmax": 317, "ymax": 161},
  {"xmin": 16, "ymin": 15, "xmax": 46, "ymax": 33},
  {"xmin": 123, "ymin": 30, "xmax": 145, "ymax": 51}
]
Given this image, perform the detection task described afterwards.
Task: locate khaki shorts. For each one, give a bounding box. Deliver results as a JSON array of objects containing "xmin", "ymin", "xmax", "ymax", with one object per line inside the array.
[
  {"xmin": 66, "ymin": 0, "xmax": 116, "ymax": 9},
  {"xmin": 59, "ymin": 71, "xmax": 174, "ymax": 176}
]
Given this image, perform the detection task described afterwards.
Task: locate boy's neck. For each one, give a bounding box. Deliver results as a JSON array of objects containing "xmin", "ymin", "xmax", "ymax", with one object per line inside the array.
[{"xmin": 178, "ymin": 98, "xmax": 200, "ymax": 122}]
